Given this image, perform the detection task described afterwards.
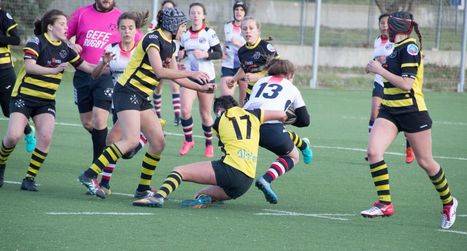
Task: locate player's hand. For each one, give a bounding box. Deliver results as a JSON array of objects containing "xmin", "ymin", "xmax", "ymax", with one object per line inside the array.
[
  {"xmin": 193, "ymin": 49, "xmax": 208, "ymax": 59},
  {"xmin": 102, "ymin": 52, "xmax": 115, "ymax": 65},
  {"xmin": 53, "ymin": 63, "xmax": 68, "ymax": 74},
  {"xmin": 71, "ymin": 44, "xmax": 83, "ymax": 54},
  {"xmin": 190, "ymin": 71, "xmax": 210, "ymax": 85},
  {"xmin": 199, "ymin": 83, "xmax": 216, "ymax": 93},
  {"xmin": 366, "ymin": 60, "xmax": 383, "ymax": 74},
  {"xmin": 227, "ymin": 78, "xmax": 237, "ymax": 88}
]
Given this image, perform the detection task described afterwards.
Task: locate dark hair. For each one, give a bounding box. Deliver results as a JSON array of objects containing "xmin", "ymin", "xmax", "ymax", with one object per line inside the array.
[
  {"xmin": 118, "ymin": 11, "xmax": 149, "ymax": 29},
  {"xmin": 33, "ymin": 9, "xmax": 66, "ymax": 36},
  {"xmin": 413, "ymin": 21, "xmax": 423, "ymax": 51},
  {"xmin": 161, "ymin": 0, "xmax": 176, "ymax": 8},
  {"xmin": 214, "ymin": 95, "xmax": 238, "ymax": 115},
  {"xmin": 189, "ymin": 2, "xmax": 207, "ymax": 23},
  {"xmin": 267, "ymin": 59, "xmax": 295, "ymax": 76},
  {"xmin": 378, "ymin": 13, "xmax": 389, "ymax": 22}
]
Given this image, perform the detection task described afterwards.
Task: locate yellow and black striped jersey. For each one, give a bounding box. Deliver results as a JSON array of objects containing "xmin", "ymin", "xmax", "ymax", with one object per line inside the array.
[
  {"xmin": 118, "ymin": 29, "xmax": 175, "ymax": 99},
  {"xmin": 381, "ymin": 38, "xmax": 426, "ymax": 114},
  {"xmin": 238, "ymin": 38, "xmax": 279, "ymax": 97},
  {"xmin": 0, "ymin": 9, "xmax": 18, "ymax": 69},
  {"xmin": 212, "ymin": 107, "xmax": 264, "ymax": 178},
  {"xmin": 12, "ymin": 33, "xmax": 83, "ymax": 101}
]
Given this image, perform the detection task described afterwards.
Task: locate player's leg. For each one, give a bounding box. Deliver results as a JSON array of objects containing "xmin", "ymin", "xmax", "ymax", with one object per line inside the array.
[
  {"xmin": 153, "ymin": 83, "xmax": 163, "ymax": 118},
  {"xmin": 21, "ymin": 110, "xmax": 55, "ymax": 192},
  {"xmin": 287, "ymin": 130, "xmax": 312, "ymax": 164},
  {"xmin": 237, "ymin": 79, "xmax": 248, "ymax": 106},
  {"xmin": 198, "ymin": 90, "xmax": 215, "ymax": 157},
  {"xmin": 361, "ymin": 115, "xmax": 398, "ymax": 218},
  {"xmin": 170, "ymin": 81, "xmax": 181, "ymax": 126},
  {"xmin": 179, "ymin": 87, "xmax": 197, "ymax": 156},
  {"xmin": 133, "ymin": 107, "xmax": 165, "ymax": 198},
  {"xmin": 0, "ymin": 111, "xmax": 29, "ymax": 188},
  {"xmin": 133, "ymin": 161, "xmax": 217, "ymax": 207},
  {"xmin": 404, "ymin": 112, "xmax": 456, "ymax": 229}
]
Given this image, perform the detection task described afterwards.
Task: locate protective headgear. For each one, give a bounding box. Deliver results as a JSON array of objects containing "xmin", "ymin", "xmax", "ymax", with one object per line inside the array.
[
  {"xmin": 160, "ymin": 8, "xmax": 189, "ymax": 36},
  {"xmin": 213, "ymin": 95, "xmax": 238, "ymax": 117},
  {"xmin": 388, "ymin": 11, "xmax": 414, "ymax": 42},
  {"xmin": 233, "ymin": 1, "xmax": 248, "ymax": 20}
]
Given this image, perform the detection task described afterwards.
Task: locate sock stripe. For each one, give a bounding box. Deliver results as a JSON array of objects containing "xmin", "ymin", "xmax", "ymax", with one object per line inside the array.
[
  {"xmin": 370, "ymin": 160, "xmax": 386, "ymax": 169},
  {"xmin": 145, "ymin": 152, "xmax": 161, "ymax": 162},
  {"xmin": 109, "ymin": 144, "xmax": 123, "ymax": 158},
  {"xmin": 140, "ymin": 172, "xmax": 153, "ymax": 180},
  {"xmin": 370, "ymin": 168, "xmax": 388, "ymax": 178},
  {"xmin": 370, "ymin": 160, "xmax": 391, "ymax": 203}
]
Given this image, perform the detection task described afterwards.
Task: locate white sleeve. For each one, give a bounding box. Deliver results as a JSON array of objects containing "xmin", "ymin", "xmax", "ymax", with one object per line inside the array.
[
  {"xmin": 292, "ymin": 86, "xmax": 306, "ymax": 109},
  {"xmin": 208, "ymin": 29, "xmax": 220, "ymax": 47}
]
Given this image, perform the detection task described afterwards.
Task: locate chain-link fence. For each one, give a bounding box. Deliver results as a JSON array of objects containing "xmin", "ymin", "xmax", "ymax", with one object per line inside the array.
[{"xmin": 3, "ymin": 0, "xmax": 462, "ymax": 49}]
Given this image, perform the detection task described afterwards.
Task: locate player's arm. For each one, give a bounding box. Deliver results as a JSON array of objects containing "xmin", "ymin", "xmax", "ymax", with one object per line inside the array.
[
  {"xmin": 229, "ymin": 67, "xmax": 245, "ymax": 87},
  {"xmin": 23, "ymin": 45, "xmax": 64, "ymax": 75},
  {"xmin": 147, "ymin": 47, "xmax": 209, "ymax": 83},
  {"xmin": 291, "ymin": 90, "xmax": 310, "ymax": 127},
  {"xmin": 168, "ymin": 54, "xmax": 215, "ymax": 93},
  {"xmin": 91, "ymin": 51, "xmax": 114, "ymax": 79},
  {"xmin": 367, "ymin": 60, "xmax": 415, "ymax": 91},
  {"xmin": 0, "ymin": 25, "xmax": 20, "ymax": 46},
  {"xmin": 249, "ymin": 109, "xmax": 287, "ymax": 123}
]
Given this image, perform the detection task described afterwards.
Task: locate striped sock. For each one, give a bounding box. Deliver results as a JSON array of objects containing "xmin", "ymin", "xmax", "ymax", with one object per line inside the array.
[
  {"xmin": 155, "ymin": 171, "xmax": 183, "ymax": 199},
  {"xmin": 86, "ymin": 144, "xmax": 123, "ymax": 178},
  {"xmin": 153, "ymin": 93, "xmax": 162, "ymax": 118},
  {"xmin": 100, "ymin": 162, "xmax": 116, "ymax": 189},
  {"xmin": 181, "ymin": 117, "xmax": 193, "ymax": 142},
  {"xmin": 430, "ymin": 167, "xmax": 453, "ymax": 205},
  {"xmin": 172, "ymin": 93, "xmax": 181, "ymax": 120},
  {"xmin": 26, "ymin": 148, "xmax": 48, "ymax": 178},
  {"xmin": 288, "ymin": 131, "xmax": 306, "ymax": 151},
  {"xmin": 0, "ymin": 142, "xmax": 15, "ymax": 165},
  {"xmin": 370, "ymin": 160, "xmax": 391, "ymax": 204},
  {"xmin": 202, "ymin": 124, "xmax": 213, "ymax": 146},
  {"xmin": 263, "ymin": 156, "xmax": 295, "ymax": 183},
  {"xmin": 137, "ymin": 152, "xmax": 161, "ymax": 192}
]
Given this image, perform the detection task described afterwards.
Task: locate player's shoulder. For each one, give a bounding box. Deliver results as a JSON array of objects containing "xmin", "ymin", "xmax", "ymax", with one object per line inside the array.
[
  {"xmin": 259, "ymin": 40, "xmax": 276, "ymax": 53},
  {"xmin": 399, "ymin": 39, "xmax": 420, "ymax": 56},
  {"xmin": 26, "ymin": 35, "xmax": 42, "ymax": 46}
]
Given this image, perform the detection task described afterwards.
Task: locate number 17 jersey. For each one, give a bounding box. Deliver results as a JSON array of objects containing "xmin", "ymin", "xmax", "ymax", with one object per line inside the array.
[{"xmin": 244, "ymin": 75, "xmax": 305, "ymax": 124}]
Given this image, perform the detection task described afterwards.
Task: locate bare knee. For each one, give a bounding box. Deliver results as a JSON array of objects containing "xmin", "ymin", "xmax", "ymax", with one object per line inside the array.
[
  {"xmin": 200, "ymin": 110, "xmax": 212, "ymax": 125},
  {"xmin": 148, "ymin": 136, "xmax": 165, "ymax": 153},
  {"xmin": 4, "ymin": 131, "xmax": 22, "ymax": 146},
  {"xmin": 36, "ymin": 132, "xmax": 53, "ymax": 148},
  {"xmin": 367, "ymin": 147, "xmax": 383, "ymax": 163},
  {"xmin": 416, "ymin": 157, "xmax": 436, "ymax": 170},
  {"xmin": 92, "ymin": 113, "xmax": 108, "ymax": 130}
]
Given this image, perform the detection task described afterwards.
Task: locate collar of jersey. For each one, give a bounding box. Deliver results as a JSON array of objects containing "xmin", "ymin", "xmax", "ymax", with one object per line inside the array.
[
  {"xmin": 189, "ymin": 24, "xmax": 207, "ymax": 34},
  {"xmin": 232, "ymin": 21, "xmax": 241, "ymax": 27},
  {"xmin": 246, "ymin": 37, "xmax": 261, "ymax": 49},
  {"xmin": 395, "ymin": 37, "xmax": 416, "ymax": 47},
  {"xmin": 44, "ymin": 33, "xmax": 62, "ymax": 46},
  {"xmin": 156, "ymin": 28, "xmax": 172, "ymax": 43}
]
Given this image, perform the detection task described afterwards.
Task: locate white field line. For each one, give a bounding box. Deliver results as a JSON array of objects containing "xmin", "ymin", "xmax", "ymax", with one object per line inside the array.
[
  {"xmin": 2, "ymin": 118, "xmax": 466, "ymax": 161},
  {"xmin": 458, "ymin": 215, "xmax": 467, "ymax": 217},
  {"xmin": 438, "ymin": 229, "xmax": 467, "ymax": 235},
  {"xmin": 341, "ymin": 116, "xmax": 467, "ymax": 127},
  {"xmin": 4, "ymin": 180, "xmax": 41, "ymax": 186},
  {"xmin": 47, "ymin": 212, "xmax": 154, "ymax": 216},
  {"xmin": 255, "ymin": 209, "xmax": 356, "ymax": 221}
]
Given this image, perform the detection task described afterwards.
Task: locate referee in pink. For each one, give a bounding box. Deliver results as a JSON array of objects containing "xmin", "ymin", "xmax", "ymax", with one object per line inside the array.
[{"xmin": 67, "ymin": 0, "xmax": 122, "ymax": 164}]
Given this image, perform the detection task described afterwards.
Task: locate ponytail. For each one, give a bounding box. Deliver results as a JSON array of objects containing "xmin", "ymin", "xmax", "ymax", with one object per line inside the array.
[{"xmin": 413, "ymin": 21, "xmax": 423, "ymax": 51}]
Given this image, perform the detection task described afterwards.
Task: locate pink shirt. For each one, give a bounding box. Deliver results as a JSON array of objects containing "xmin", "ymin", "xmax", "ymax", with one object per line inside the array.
[{"xmin": 67, "ymin": 4, "xmax": 122, "ymax": 64}]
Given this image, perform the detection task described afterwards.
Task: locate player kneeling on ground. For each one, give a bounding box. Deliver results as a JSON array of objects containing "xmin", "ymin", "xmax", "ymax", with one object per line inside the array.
[{"xmin": 133, "ymin": 95, "xmax": 288, "ymax": 208}]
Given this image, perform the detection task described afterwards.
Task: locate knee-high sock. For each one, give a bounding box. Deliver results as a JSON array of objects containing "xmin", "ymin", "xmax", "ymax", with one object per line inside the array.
[
  {"xmin": 288, "ymin": 131, "xmax": 307, "ymax": 151},
  {"xmin": 202, "ymin": 124, "xmax": 213, "ymax": 146},
  {"xmin": 181, "ymin": 117, "xmax": 194, "ymax": 142},
  {"xmin": 85, "ymin": 144, "xmax": 123, "ymax": 179},
  {"xmin": 137, "ymin": 152, "xmax": 161, "ymax": 192},
  {"xmin": 100, "ymin": 161, "xmax": 116, "ymax": 189},
  {"xmin": 153, "ymin": 93, "xmax": 162, "ymax": 118},
  {"xmin": 26, "ymin": 148, "xmax": 48, "ymax": 178},
  {"xmin": 172, "ymin": 93, "xmax": 180, "ymax": 119},
  {"xmin": 155, "ymin": 171, "xmax": 183, "ymax": 199},
  {"xmin": 370, "ymin": 160, "xmax": 391, "ymax": 204},
  {"xmin": 0, "ymin": 141, "xmax": 15, "ymax": 166},
  {"xmin": 430, "ymin": 167, "xmax": 454, "ymax": 205},
  {"xmin": 263, "ymin": 156, "xmax": 295, "ymax": 183},
  {"xmin": 92, "ymin": 128, "xmax": 108, "ymax": 162}
]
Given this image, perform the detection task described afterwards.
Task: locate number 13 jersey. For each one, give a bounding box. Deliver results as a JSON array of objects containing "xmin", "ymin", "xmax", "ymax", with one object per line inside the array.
[{"xmin": 244, "ymin": 76, "xmax": 305, "ymax": 124}]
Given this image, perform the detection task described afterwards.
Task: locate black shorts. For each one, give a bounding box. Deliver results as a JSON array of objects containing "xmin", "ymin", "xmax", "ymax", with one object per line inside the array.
[
  {"xmin": 221, "ymin": 67, "xmax": 239, "ymax": 78},
  {"xmin": 73, "ymin": 70, "xmax": 113, "ymax": 113},
  {"xmin": 9, "ymin": 96, "xmax": 56, "ymax": 119},
  {"xmin": 372, "ymin": 82, "xmax": 383, "ymax": 98},
  {"xmin": 112, "ymin": 84, "xmax": 153, "ymax": 113},
  {"xmin": 378, "ymin": 108, "xmax": 432, "ymax": 133},
  {"xmin": 211, "ymin": 160, "xmax": 253, "ymax": 199},
  {"xmin": 259, "ymin": 123, "xmax": 295, "ymax": 156},
  {"xmin": 0, "ymin": 67, "xmax": 16, "ymax": 117}
]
